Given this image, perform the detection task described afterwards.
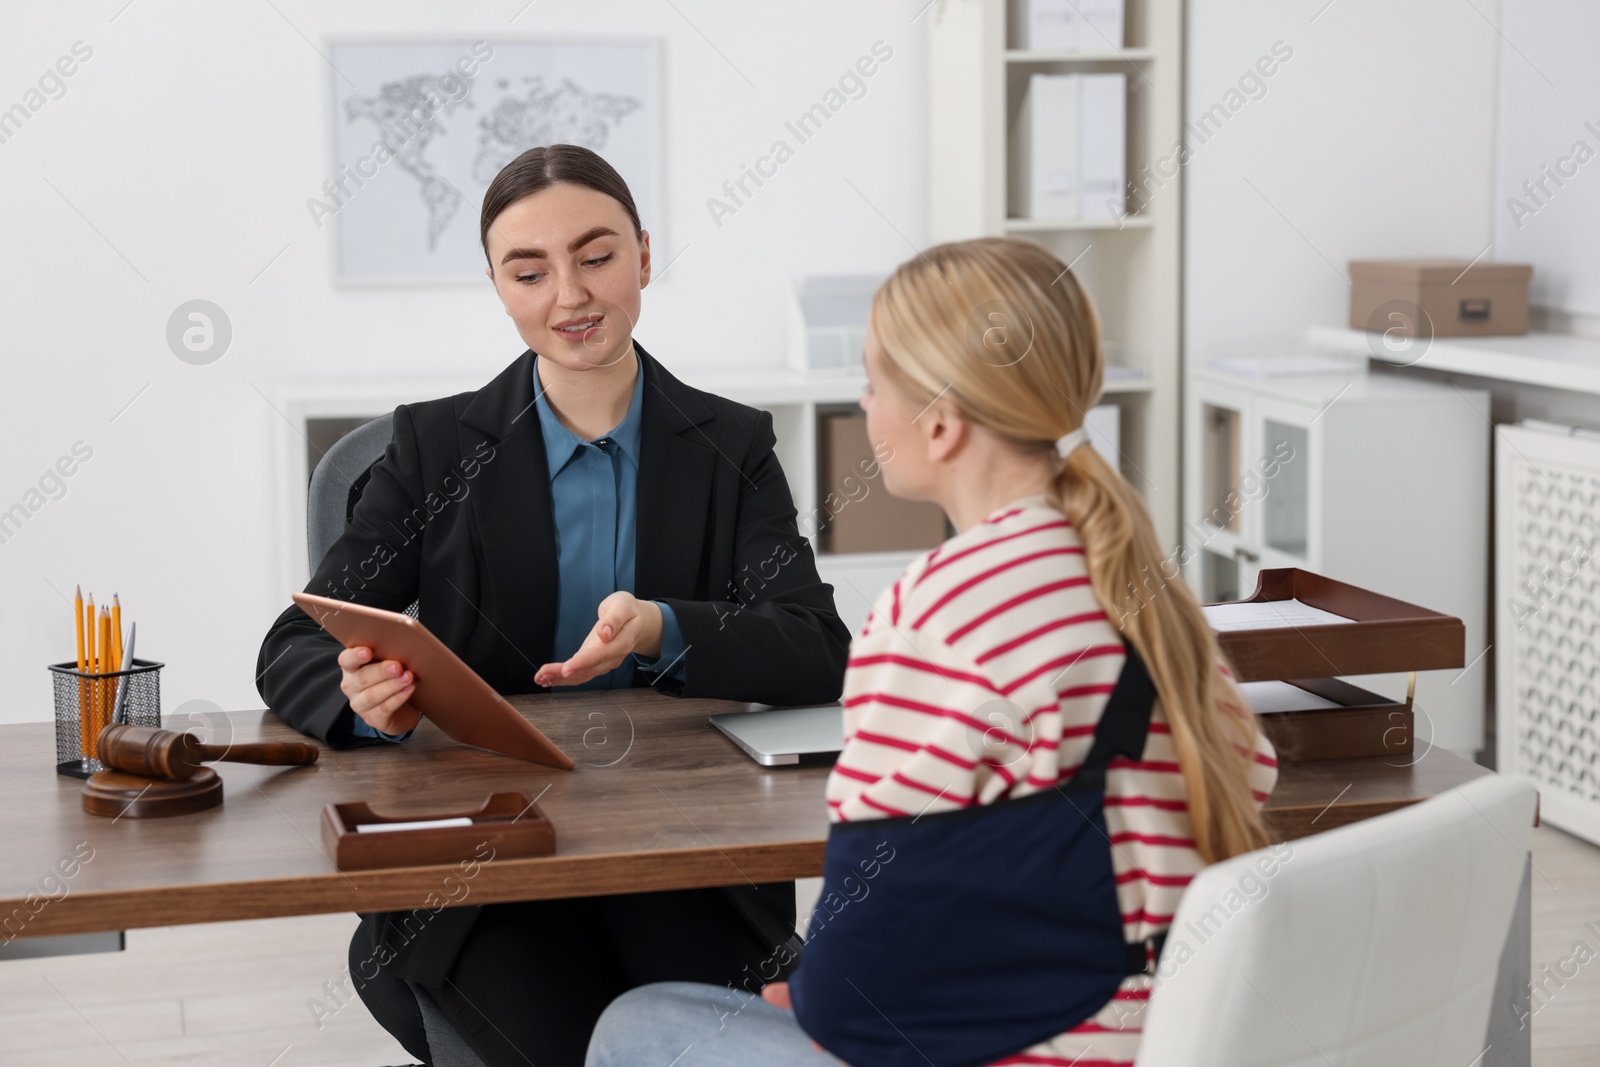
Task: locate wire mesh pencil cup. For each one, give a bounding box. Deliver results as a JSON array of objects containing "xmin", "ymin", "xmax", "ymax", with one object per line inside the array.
[{"xmin": 48, "ymin": 659, "xmax": 163, "ymax": 778}]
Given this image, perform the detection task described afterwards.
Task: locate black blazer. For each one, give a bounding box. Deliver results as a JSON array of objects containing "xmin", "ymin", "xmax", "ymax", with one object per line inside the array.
[{"xmin": 256, "ymin": 343, "xmax": 850, "ymax": 982}]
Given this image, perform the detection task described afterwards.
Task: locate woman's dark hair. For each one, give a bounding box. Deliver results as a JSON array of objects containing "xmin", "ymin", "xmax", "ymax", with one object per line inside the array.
[{"xmin": 479, "ymin": 144, "xmax": 642, "ymax": 262}]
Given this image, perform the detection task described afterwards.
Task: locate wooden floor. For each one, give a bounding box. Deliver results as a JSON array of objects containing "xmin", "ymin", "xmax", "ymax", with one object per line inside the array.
[{"xmin": 1, "ymin": 829, "xmax": 1596, "ymax": 1066}]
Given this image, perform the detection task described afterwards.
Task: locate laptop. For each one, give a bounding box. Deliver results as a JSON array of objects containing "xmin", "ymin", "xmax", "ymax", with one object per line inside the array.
[{"xmin": 710, "ymin": 704, "xmax": 845, "ymax": 767}]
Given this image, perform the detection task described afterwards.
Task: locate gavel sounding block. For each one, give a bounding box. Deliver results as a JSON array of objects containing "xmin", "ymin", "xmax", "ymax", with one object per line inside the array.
[
  {"xmin": 82, "ymin": 724, "xmax": 319, "ymax": 819},
  {"xmin": 322, "ymin": 791, "xmax": 556, "ymax": 871},
  {"xmin": 83, "ymin": 767, "xmax": 223, "ymax": 818}
]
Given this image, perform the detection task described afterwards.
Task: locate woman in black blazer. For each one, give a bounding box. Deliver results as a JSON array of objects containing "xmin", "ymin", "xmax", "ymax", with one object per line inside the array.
[{"xmin": 256, "ymin": 145, "xmax": 850, "ymax": 1067}]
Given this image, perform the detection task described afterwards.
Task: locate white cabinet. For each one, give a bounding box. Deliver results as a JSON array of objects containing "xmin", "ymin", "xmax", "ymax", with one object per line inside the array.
[{"xmin": 1182, "ymin": 368, "xmax": 1491, "ymax": 756}]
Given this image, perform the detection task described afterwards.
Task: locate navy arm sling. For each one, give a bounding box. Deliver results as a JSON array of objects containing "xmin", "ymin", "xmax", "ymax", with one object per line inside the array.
[{"xmin": 789, "ymin": 643, "xmax": 1167, "ymax": 1067}]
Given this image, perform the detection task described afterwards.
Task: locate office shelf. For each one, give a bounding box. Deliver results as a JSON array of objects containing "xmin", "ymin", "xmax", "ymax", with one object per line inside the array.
[
  {"xmin": 1003, "ymin": 215, "xmax": 1154, "ymax": 233},
  {"xmin": 1003, "ymin": 48, "xmax": 1156, "ymax": 64},
  {"xmin": 1308, "ymin": 325, "xmax": 1600, "ymax": 397},
  {"xmin": 929, "ymin": 0, "xmax": 1184, "ymax": 547}
]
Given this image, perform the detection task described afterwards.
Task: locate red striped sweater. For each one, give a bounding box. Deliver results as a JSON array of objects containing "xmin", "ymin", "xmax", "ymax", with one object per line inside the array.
[{"xmin": 826, "ymin": 495, "xmax": 1278, "ymax": 1067}]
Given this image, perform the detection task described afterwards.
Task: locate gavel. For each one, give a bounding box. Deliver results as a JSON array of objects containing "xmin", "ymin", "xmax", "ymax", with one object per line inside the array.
[{"xmin": 97, "ymin": 723, "xmax": 319, "ymax": 781}]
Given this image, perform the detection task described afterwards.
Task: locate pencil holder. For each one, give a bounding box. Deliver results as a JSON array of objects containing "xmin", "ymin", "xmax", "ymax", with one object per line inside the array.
[{"xmin": 48, "ymin": 659, "xmax": 164, "ymax": 778}]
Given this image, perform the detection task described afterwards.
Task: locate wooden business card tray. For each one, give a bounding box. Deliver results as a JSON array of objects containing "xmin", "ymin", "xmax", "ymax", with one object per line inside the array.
[{"xmin": 321, "ymin": 791, "xmax": 555, "ymax": 871}]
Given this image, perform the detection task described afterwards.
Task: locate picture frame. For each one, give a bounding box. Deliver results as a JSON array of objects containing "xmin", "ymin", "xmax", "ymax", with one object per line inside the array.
[{"xmin": 321, "ymin": 35, "xmax": 663, "ymax": 287}]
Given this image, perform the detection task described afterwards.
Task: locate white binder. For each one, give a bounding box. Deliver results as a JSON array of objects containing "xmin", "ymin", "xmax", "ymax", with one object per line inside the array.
[
  {"xmin": 1078, "ymin": 73, "xmax": 1127, "ymax": 221},
  {"xmin": 1010, "ymin": 73, "xmax": 1079, "ymax": 219},
  {"xmin": 1009, "ymin": 73, "xmax": 1125, "ymax": 221}
]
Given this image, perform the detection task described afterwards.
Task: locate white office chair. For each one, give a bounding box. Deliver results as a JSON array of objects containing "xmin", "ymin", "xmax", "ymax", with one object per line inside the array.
[{"xmin": 1135, "ymin": 774, "xmax": 1536, "ymax": 1066}]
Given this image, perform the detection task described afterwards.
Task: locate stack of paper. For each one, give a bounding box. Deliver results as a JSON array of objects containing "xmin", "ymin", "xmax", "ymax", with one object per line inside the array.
[
  {"xmin": 1201, "ymin": 599, "xmax": 1357, "ymax": 632},
  {"xmin": 1236, "ymin": 681, "xmax": 1345, "ymax": 715}
]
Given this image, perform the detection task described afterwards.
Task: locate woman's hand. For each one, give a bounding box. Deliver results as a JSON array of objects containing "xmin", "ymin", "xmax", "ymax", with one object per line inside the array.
[
  {"xmin": 337, "ymin": 645, "xmax": 420, "ymax": 735},
  {"xmin": 535, "ymin": 591, "xmax": 663, "ymax": 688}
]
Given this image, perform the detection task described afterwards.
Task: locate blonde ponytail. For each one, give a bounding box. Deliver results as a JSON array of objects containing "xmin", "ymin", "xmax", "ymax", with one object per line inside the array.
[{"xmin": 873, "ymin": 237, "xmax": 1269, "ymax": 863}]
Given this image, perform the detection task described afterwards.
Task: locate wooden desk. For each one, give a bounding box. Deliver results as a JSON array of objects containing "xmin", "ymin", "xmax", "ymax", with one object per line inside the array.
[{"xmin": 0, "ymin": 690, "xmax": 1491, "ymax": 940}]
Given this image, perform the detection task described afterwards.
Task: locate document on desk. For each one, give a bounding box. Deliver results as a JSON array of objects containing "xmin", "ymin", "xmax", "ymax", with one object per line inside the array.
[
  {"xmin": 1236, "ymin": 680, "xmax": 1344, "ymax": 714},
  {"xmin": 1202, "ymin": 598, "xmax": 1356, "ymax": 632},
  {"xmin": 355, "ymin": 817, "xmax": 474, "ymax": 834}
]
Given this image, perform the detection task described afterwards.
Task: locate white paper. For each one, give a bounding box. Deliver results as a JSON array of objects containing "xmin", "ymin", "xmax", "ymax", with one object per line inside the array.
[
  {"xmin": 1237, "ymin": 680, "xmax": 1344, "ymax": 715},
  {"xmin": 1202, "ymin": 598, "xmax": 1355, "ymax": 632},
  {"xmin": 356, "ymin": 817, "xmax": 474, "ymax": 834}
]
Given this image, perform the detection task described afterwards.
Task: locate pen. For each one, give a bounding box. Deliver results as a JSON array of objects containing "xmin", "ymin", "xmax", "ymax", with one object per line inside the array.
[{"xmin": 111, "ymin": 622, "xmax": 137, "ymax": 727}]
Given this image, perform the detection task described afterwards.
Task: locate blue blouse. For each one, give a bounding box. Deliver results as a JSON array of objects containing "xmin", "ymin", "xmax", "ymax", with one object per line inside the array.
[{"xmin": 351, "ymin": 350, "xmax": 686, "ymax": 741}]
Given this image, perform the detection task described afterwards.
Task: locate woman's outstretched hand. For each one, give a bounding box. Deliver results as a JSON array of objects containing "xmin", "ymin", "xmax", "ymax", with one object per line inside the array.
[{"xmin": 534, "ymin": 591, "xmax": 663, "ymax": 687}]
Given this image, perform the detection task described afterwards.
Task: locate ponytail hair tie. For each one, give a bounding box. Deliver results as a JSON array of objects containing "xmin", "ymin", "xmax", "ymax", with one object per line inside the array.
[{"xmin": 1054, "ymin": 427, "xmax": 1090, "ymax": 459}]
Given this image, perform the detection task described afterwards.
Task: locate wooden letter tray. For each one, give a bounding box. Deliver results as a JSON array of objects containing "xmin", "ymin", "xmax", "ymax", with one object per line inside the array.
[
  {"xmin": 1248, "ymin": 678, "xmax": 1413, "ymax": 763},
  {"xmin": 321, "ymin": 791, "xmax": 556, "ymax": 871},
  {"xmin": 1209, "ymin": 569, "xmax": 1465, "ymax": 762}
]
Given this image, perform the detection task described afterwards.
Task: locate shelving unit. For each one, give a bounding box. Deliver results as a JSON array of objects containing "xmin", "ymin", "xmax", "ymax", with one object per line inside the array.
[{"xmin": 927, "ymin": 0, "xmax": 1184, "ymax": 547}]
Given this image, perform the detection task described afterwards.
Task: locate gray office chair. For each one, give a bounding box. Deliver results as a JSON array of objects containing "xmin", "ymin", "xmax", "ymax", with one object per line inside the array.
[
  {"xmin": 306, "ymin": 412, "xmax": 395, "ymax": 573},
  {"xmin": 306, "ymin": 418, "xmax": 483, "ymax": 1066},
  {"xmin": 305, "ymin": 413, "xmax": 420, "ymax": 619}
]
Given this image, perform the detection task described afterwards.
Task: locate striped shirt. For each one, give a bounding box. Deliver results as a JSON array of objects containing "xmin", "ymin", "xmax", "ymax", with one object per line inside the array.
[{"xmin": 826, "ymin": 494, "xmax": 1279, "ymax": 1067}]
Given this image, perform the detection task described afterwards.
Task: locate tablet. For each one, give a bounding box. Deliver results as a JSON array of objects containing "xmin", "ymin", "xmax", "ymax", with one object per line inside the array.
[{"xmin": 291, "ymin": 591, "xmax": 574, "ymax": 770}]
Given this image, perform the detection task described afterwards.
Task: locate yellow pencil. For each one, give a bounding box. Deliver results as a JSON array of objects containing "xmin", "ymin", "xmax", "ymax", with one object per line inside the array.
[
  {"xmin": 111, "ymin": 594, "xmax": 123, "ymax": 678},
  {"xmin": 85, "ymin": 594, "xmax": 97, "ymax": 752},
  {"xmin": 75, "ymin": 586, "xmax": 88, "ymax": 757},
  {"xmin": 96, "ymin": 606, "xmax": 111, "ymax": 754}
]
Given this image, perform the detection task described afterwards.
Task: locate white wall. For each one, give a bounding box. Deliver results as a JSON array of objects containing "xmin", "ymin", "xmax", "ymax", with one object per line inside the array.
[
  {"xmin": 1184, "ymin": 0, "xmax": 1501, "ymax": 363},
  {"xmin": 0, "ymin": 1, "xmax": 928, "ymax": 725}
]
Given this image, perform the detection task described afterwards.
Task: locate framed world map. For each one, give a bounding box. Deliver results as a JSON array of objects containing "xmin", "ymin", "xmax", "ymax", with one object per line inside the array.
[{"xmin": 324, "ymin": 37, "xmax": 661, "ymax": 285}]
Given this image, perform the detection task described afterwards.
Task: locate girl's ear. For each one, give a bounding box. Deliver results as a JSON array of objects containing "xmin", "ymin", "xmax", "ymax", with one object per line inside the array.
[
  {"xmin": 922, "ymin": 402, "xmax": 967, "ymax": 464},
  {"xmin": 637, "ymin": 229, "xmax": 652, "ymax": 289}
]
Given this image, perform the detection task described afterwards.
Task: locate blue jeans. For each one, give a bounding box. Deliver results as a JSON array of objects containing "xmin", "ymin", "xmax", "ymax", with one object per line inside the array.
[{"xmin": 585, "ymin": 982, "xmax": 844, "ymax": 1067}]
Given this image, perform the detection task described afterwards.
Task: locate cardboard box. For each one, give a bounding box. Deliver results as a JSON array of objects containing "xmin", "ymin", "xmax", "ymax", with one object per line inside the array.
[
  {"xmin": 817, "ymin": 412, "xmax": 948, "ymax": 555},
  {"xmin": 1349, "ymin": 258, "xmax": 1532, "ymax": 338}
]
